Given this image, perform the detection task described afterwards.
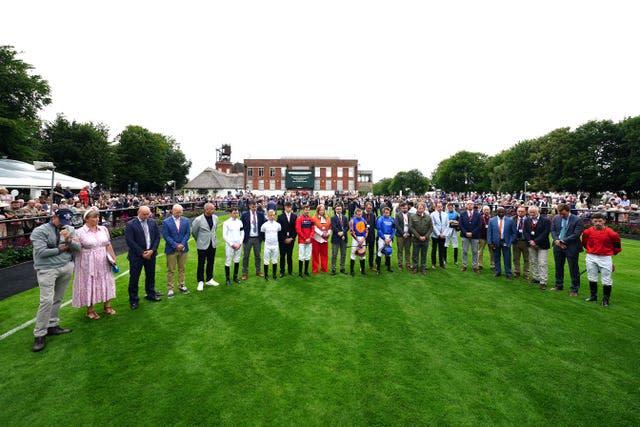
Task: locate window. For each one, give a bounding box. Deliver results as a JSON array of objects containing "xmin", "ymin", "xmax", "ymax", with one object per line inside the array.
[
  {"xmin": 348, "ymin": 180, "xmax": 355, "ymax": 191},
  {"xmin": 258, "ymin": 167, "xmax": 264, "ymax": 177},
  {"xmin": 270, "ymin": 167, "xmax": 276, "ymax": 177},
  {"xmin": 247, "ymin": 168, "xmax": 253, "ymax": 177},
  {"xmin": 258, "ymin": 180, "xmax": 264, "ymax": 190},
  {"xmin": 281, "ymin": 167, "xmax": 287, "ymax": 176},
  {"xmin": 269, "ymin": 180, "xmax": 275, "ymax": 190},
  {"xmin": 314, "ymin": 179, "xmax": 320, "ymax": 191},
  {"xmin": 315, "ymin": 167, "xmax": 321, "ymax": 176},
  {"xmin": 336, "ymin": 180, "xmax": 343, "ymax": 191},
  {"xmin": 348, "ymin": 167, "xmax": 354, "ymax": 177},
  {"xmin": 337, "ymin": 168, "xmax": 343, "ymax": 178},
  {"xmin": 326, "ymin": 167, "xmax": 332, "ymax": 178}
]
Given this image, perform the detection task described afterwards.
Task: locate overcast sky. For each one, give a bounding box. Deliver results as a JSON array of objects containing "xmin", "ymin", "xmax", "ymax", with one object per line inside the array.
[{"xmin": 3, "ymin": 1, "xmax": 639, "ymax": 181}]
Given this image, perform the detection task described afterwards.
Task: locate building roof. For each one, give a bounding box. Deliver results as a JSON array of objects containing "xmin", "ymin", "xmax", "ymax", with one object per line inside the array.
[
  {"xmin": 184, "ymin": 167, "xmax": 244, "ymax": 189},
  {"xmin": 0, "ymin": 158, "xmax": 90, "ymax": 190}
]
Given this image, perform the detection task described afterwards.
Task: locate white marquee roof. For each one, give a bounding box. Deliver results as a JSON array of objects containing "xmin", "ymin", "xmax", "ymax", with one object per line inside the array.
[{"xmin": 0, "ymin": 158, "xmax": 90, "ymax": 190}]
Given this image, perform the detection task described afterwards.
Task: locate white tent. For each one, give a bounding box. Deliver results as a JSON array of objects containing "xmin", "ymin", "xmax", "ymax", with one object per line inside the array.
[{"xmin": 0, "ymin": 158, "xmax": 90, "ymax": 199}]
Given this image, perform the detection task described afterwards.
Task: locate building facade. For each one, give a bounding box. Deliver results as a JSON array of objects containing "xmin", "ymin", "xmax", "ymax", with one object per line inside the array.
[{"xmin": 244, "ymin": 158, "xmax": 359, "ymax": 193}]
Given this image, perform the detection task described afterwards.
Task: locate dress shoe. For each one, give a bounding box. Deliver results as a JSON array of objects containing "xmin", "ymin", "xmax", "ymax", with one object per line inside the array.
[
  {"xmin": 197, "ymin": 281, "xmax": 204, "ymax": 292},
  {"xmin": 47, "ymin": 326, "xmax": 72, "ymax": 335},
  {"xmin": 602, "ymin": 297, "xmax": 609, "ymax": 307},
  {"xmin": 280, "ymin": 272, "xmax": 285, "ymax": 278},
  {"xmin": 494, "ymin": 273, "xmax": 501, "ymax": 277},
  {"xmin": 264, "ymin": 275, "xmax": 269, "ymax": 281},
  {"xmin": 167, "ymin": 290, "xmax": 175, "ymax": 298},
  {"xmin": 585, "ymin": 295, "xmax": 597, "ymax": 302},
  {"xmin": 506, "ymin": 275, "xmax": 513, "ymax": 280},
  {"xmin": 473, "ymin": 268, "xmax": 480, "ymax": 274},
  {"xmin": 206, "ymin": 279, "xmax": 219, "ymax": 287},
  {"xmin": 130, "ymin": 302, "xmax": 139, "ymax": 310},
  {"xmin": 514, "ymin": 272, "xmax": 520, "ymax": 278},
  {"xmin": 478, "ymin": 265, "xmax": 483, "ymax": 270},
  {"xmin": 154, "ymin": 291, "xmax": 164, "ymax": 297},
  {"xmin": 32, "ymin": 336, "xmax": 46, "ymax": 352},
  {"xmin": 531, "ymin": 279, "xmax": 540, "ymax": 284},
  {"xmin": 233, "ymin": 278, "xmax": 241, "ymax": 284},
  {"xmin": 460, "ymin": 266, "xmax": 467, "ymax": 272},
  {"xmin": 550, "ymin": 287, "xmax": 563, "ymax": 292},
  {"xmin": 330, "ymin": 271, "xmax": 336, "ymax": 276},
  {"xmin": 145, "ymin": 295, "xmax": 161, "ymax": 302},
  {"xmin": 179, "ymin": 285, "xmax": 189, "ymax": 294},
  {"xmin": 226, "ymin": 279, "xmax": 231, "ymax": 286},
  {"xmin": 256, "ymin": 272, "xmax": 263, "ymax": 277},
  {"xmin": 241, "ymin": 274, "xmax": 248, "ymax": 280},
  {"xmin": 398, "ymin": 265, "xmax": 404, "ymax": 271},
  {"xmin": 340, "ymin": 269, "xmax": 347, "ymax": 274},
  {"xmin": 539, "ymin": 284, "xmax": 547, "ymax": 290},
  {"xmin": 569, "ymin": 291, "xmax": 578, "ymax": 297}
]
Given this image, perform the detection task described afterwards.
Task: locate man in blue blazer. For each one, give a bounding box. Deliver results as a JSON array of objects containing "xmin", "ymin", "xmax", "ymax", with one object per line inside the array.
[
  {"xmin": 125, "ymin": 206, "xmax": 161, "ymax": 309},
  {"xmin": 550, "ymin": 203, "xmax": 584, "ymax": 296},
  {"xmin": 162, "ymin": 204, "xmax": 191, "ymax": 297},
  {"xmin": 459, "ymin": 201, "xmax": 482, "ymax": 273},
  {"xmin": 487, "ymin": 206, "xmax": 516, "ymax": 278},
  {"xmin": 240, "ymin": 201, "xmax": 266, "ymax": 280},
  {"xmin": 330, "ymin": 204, "xmax": 350, "ymax": 275},
  {"xmin": 523, "ymin": 205, "xmax": 551, "ymax": 290}
]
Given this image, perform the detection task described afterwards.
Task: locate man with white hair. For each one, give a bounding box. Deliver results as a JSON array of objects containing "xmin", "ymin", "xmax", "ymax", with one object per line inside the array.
[
  {"xmin": 524, "ymin": 205, "xmax": 551, "ymax": 290},
  {"xmin": 191, "ymin": 202, "xmax": 219, "ymax": 291},
  {"xmin": 162, "ymin": 204, "xmax": 191, "ymax": 297}
]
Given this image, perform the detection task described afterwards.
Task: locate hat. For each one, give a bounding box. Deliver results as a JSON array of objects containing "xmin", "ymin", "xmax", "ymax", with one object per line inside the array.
[{"xmin": 55, "ymin": 209, "xmax": 74, "ymax": 226}]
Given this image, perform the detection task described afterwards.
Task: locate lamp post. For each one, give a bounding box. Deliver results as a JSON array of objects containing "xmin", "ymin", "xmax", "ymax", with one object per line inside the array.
[
  {"xmin": 33, "ymin": 161, "xmax": 56, "ymax": 212},
  {"xmin": 524, "ymin": 180, "xmax": 530, "ymax": 194}
]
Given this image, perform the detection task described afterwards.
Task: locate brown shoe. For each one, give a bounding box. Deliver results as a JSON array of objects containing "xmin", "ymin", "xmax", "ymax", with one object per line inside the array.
[
  {"xmin": 569, "ymin": 291, "xmax": 578, "ymax": 297},
  {"xmin": 420, "ymin": 270, "xmax": 427, "ymax": 275},
  {"xmin": 460, "ymin": 266, "xmax": 467, "ymax": 272},
  {"xmin": 514, "ymin": 272, "xmax": 520, "ymax": 278},
  {"xmin": 550, "ymin": 286, "xmax": 563, "ymax": 291},
  {"xmin": 398, "ymin": 265, "xmax": 403, "ymax": 271},
  {"xmin": 473, "ymin": 267, "xmax": 480, "ymax": 273},
  {"xmin": 256, "ymin": 272, "xmax": 263, "ymax": 277},
  {"xmin": 540, "ymin": 284, "xmax": 547, "ymax": 290},
  {"xmin": 241, "ymin": 274, "xmax": 248, "ymax": 280}
]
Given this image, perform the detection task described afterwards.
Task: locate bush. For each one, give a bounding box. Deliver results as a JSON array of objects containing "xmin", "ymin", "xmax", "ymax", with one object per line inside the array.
[{"xmin": 0, "ymin": 246, "xmax": 33, "ymax": 269}]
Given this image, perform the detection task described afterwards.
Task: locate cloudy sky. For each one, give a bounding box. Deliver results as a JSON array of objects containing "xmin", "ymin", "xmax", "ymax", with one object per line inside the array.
[{"xmin": 3, "ymin": 1, "xmax": 639, "ymax": 181}]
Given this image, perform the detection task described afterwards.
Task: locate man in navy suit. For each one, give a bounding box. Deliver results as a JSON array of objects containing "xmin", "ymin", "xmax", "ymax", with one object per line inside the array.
[
  {"xmin": 125, "ymin": 205, "xmax": 161, "ymax": 309},
  {"xmin": 487, "ymin": 206, "xmax": 516, "ymax": 278},
  {"xmin": 459, "ymin": 200, "xmax": 482, "ymax": 273},
  {"xmin": 550, "ymin": 203, "xmax": 584, "ymax": 296},
  {"xmin": 240, "ymin": 200, "xmax": 266, "ymax": 280},
  {"xmin": 523, "ymin": 205, "xmax": 551, "ymax": 290},
  {"xmin": 277, "ymin": 201, "xmax": 297, "ymax": 277},
  {"xmin": 330, "ymin": 204, "xmax": 350, "ymax": 275},
  {"xmin": 162, "ymin": 204, "xmax": 191, "ymax": 297}
]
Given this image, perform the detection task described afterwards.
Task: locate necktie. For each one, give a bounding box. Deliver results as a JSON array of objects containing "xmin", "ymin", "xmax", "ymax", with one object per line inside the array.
[
  {"xmin": 498, "ymin": 218, "xmax": 503, "ymax": 239},
  {"xmin": 439, "ymin": 212, "xmax": 443, "ymax": 225},
  {"xmin": 252, "ymin": 212, "xmax": 257, "ymax": 234},
  {"xmin": 518, "ymin": 218, "xmax": 523, "ymax": 230},
  {"xmin": 176, "ymin": 218, "xmax": 180, "ymax": 232},
  {"xmin": 559, "ymin": 218, "xmax": 567, "ymax": 240},
  {"xmin": 141, "ymin": 219, "xmax": 150, "ymax": 249}
]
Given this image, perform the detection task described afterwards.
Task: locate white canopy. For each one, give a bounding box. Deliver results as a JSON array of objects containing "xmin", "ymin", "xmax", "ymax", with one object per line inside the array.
[{"xmin": 0, "ymin": 158, "xmax": 90, "ymax": 194}]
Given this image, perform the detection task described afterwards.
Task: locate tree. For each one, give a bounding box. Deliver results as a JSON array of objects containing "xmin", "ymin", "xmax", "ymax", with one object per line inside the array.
[
  {"xmin": 0, "ymin": 46, "xmax": 51, "ymax": 161},
  {"xmin": 113, "ymin": 125, "xmax": 191, "ymax": 193},
  {"xmin": 389, "ymin": 169, "xmax": 431, "ymax": 195},
  {"xmin": 431, "ymin": 151, "xmax": 489, "ymax": 192},
  {"xmin": 40, "ymin": 114, "xmax": 114, "ymax": 186},
  {"xmin": 372, "ymin": 177, "xmax": 392, "ymax": 195}
]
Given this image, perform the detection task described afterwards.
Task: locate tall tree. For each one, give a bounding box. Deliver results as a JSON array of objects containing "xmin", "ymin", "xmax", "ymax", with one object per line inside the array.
[
  {"xmin": 431, "ymin": 151, "xmax": 489, "ymax": 192},
  {"xmin": 113, "ymin": 125, "xmax": 191, "ymax": 193},
  {"xmin": 0, "ymin": 46, "xmax": 51, "ymax": 161},
  {"xmin": 372, "ymin": 177, "xmax": 392, "ymax": 195},
  {"xmin": 389, "ymin": 169, "xmax": 431, "ymax": 195},
  {"xmin": 40, "ymin": 114, "xmax": 114, "ymax": 186}
]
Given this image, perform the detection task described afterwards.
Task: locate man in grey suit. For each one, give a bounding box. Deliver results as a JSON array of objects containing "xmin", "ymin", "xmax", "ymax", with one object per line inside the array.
[
  {"xmin": 550, "ymin": 203, "xmax": 584, "ymax": 296},
  {"xmin": 191, "ymin": 202, "xmax": 219, "ymax": 291},
  {"xmin": 330, "ymin": 204, "xmax": 349, "ymax": 275},
  {"xmin": 394, "ymin": 202, "xmax": 412, "ymax": 270}
]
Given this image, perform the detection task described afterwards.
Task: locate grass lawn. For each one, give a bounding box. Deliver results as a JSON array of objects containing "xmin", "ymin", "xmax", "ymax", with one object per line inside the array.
[{"xmin": 1, "ymin": 217, "xmax": 639, "ymax": 425}]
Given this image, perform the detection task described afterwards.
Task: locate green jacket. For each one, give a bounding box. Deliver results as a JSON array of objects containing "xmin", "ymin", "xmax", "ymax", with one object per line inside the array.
[{"xmin": 409, "ymin": 212, "xmax": 433, "ymax": 241}]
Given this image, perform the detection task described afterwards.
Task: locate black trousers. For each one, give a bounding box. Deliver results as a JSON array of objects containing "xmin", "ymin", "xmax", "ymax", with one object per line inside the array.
[
  {"xmin": 367, "ymin": 237, "xmax": 377, "ymax": 267},
  {"xmin": 128, "ymin": 255, "xmax": 157, "ymax": 303},
  {"xmin": 431, "ymin": 237, "xmax": 446, "ymax": 267},
  {"xmin": 279, "ymin": 241, "xmax": 295, "ymax": 274},
  {"xmin": 196, "ymin": 245, "xmax": 216, "ymax": 282}
]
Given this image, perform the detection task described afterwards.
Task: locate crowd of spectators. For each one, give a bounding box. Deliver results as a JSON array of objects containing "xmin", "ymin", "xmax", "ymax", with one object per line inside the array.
[{"xmin": 1, "ymin": 183, "xmax": 638, "ymax": 251}]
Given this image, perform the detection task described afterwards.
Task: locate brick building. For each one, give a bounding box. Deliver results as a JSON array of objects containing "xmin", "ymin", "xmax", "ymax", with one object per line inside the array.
[{"xmin": 244, "ymin": 157, "xmax": 359, "ymax": 193}]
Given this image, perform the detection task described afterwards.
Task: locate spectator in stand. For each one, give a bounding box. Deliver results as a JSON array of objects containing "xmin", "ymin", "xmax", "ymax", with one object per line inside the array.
[
  {"xmin": 395, "ymin": 202, "xmax": 412, "ymax": 271},
  {"xmin": 312, "ymin": 204, "xmax": 332, "ymax": 274},
  {"xmin": 52, "ymin": 183, "xmax": 65, "ymax": 204},
  {"xmin": 72, "ymin": 208, "xmax": 118, "ymax": 320},
  {"xmin": 78, "ymin": 185, "xmax": 90, "ymax": 207},
  {"xmin": 240, "ymin": 201, "xmax": 265, "ymax": 280},
  {"xmin": 582, "ymin": 212, "xmax": 622, "ymax": 306},
  {"xmin": 0, "ymin": 203, "xmax": 7, "ymax": 249},
  {"xmin": 478, "ymin": 205, "xmax": 493, "ymax": 271},
  {"xmin": 162, "ymin": 204, "xmax": 191, "ymax": 297},
  {"xmin": 63, "ymin": 186, "xmax": 74, "ymax": 200},
  {"xmin": 524, "ymin": 206, "xmax": 550, "ymax": 290},
  {"xmin": 551, "ymin": 203, "xmax": 584, "ymax": 297},
  {"xmin": 4, "ymin": 199, "xmax": 25, "ymax": 240},
  {"xmin": 0, "ymin": 187, "xmax": 13, "ymax": 203},
  {"xmin": 511, "ymin": 206, "xmax": 530, "ymax": 279}
]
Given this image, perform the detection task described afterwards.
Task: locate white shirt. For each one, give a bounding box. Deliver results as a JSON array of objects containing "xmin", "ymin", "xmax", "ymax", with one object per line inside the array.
[
  {"xmin": 223, "ymin": 218, "xmax": 244, "ymax": 246},
  {"xmin": 261, "ymin": 220, "xmax": 281, "ymax": 247}
]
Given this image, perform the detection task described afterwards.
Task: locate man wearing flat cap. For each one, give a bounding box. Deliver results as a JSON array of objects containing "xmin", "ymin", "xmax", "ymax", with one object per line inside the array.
[{"xmin": 30, "ymin": 209, "xmax": 80, "ymax": 352}]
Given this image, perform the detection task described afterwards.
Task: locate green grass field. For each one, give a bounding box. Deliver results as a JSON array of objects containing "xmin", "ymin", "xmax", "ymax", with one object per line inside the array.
[{"xmin": 1, "ymin": 217, "xmax": 639, "ymax": 426}]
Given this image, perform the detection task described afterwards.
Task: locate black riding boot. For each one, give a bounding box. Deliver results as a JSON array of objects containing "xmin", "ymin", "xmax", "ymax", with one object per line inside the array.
[
  {"xmin": 602, "ymin": 285, "xmax": 612, "ymax": 307},
  {"xmin": 264, "ymin": 264, "xmax": 269, "ymax": 281},
  {"xmin": 304, "ymin": 260, "xmax": 310, "ymax": 276},
  {"xmin": 233, "ymin": 263, "xmax": 240, "ymax": 283},
  {"xmin": 386, "ymin": 256, "xmax": 392, "ymax": 272},
  {"xmin": 225, "ymin": 266, "xmax": 231, "ymax": 286},
  {"xmin": 376, "ymin": 256, "xmax": 381, "ymax": 275},
  {"xmin": 585, "ymin": 281, "xmax": 597, "ymax": 302},
  {"xmin": 454, "ymin": 248, "xmax": 459, "ymax": 264},
  {"xmin": 299, "ymin": 260, "xmax": 304, "ymax": 277},
  {"xmin": 360, "ymin": 259, "xmax": 366, "ymax": 275},
  {"xmin": 350, "ymin": 259, "xmax": 355, "ymax": 276}
]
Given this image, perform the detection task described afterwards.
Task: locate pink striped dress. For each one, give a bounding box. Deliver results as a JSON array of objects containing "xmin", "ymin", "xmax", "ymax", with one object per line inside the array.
[{"xmin": 72, "ymin": 225, "xmax": 116, "ymax": 307}]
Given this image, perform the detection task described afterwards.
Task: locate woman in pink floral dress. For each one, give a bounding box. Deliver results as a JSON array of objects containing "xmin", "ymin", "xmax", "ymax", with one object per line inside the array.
[{"xmin": 72, "ymin": 208, "xmax": 117, "ymax": 319}]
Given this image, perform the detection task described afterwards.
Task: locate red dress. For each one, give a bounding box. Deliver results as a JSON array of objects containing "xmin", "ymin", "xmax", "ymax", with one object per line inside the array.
[{"xmin": 312, "ymin": 215, "xmax": 331, "ymax": 273}]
